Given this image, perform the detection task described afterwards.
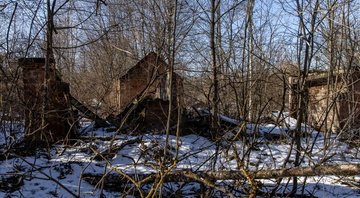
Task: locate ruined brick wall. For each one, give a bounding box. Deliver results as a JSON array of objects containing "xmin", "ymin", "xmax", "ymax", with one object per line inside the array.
[
  {"xmin": 290, "ymin": 71, "xmax": 360, "ymax": 132},
  {"xmin": 307, "ymin": 84, "xmax": 340, "ymax": 132},
  {"xmin": 290, "ymin": 78, "xmax": 342, "ymax": 132},
  {"xmin": 21, "ymin": 58, "xmax": 74, "ymax": 143},
  {"xmin": 118, "ymin": 53, "xmax": 168, "ymax": 112},
  {"xmin": 143, "ymin": 99, "xmax": 179, "ymax": 134},
  {"xmin": 114, "ymin": 53, "xmax": 185, "ymax": 133},
  {"xmin": 118, "ymin": 53, "xmax": 183, "ymax": 112},
  {"xmin": 337, "ymin": 72, "xmax": 360, "ymax": 129}
]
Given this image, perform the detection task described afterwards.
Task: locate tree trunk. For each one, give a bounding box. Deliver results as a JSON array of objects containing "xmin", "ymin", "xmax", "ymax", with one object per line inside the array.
[
  {"xmin": 247, "ymin": 0, "xmax": 254, "ymax": 123},
  {"xmin": 41, "ymin": 0, "xmax": 54, "ymax": 143},
  {"xmin": 210, "ymin": 0, "xmax": 218, "ymax": 138}
]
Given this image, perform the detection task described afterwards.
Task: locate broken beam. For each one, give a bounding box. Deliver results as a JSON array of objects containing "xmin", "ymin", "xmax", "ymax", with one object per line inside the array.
[{"xmin": 68, "ymin": 95, "xmax": 109, "ymax": 127}]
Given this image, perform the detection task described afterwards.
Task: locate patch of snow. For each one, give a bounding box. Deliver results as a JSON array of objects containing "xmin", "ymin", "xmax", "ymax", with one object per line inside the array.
[{"xmin": 0, "ymin": 118, "xmax": 359, "ymax": 197}]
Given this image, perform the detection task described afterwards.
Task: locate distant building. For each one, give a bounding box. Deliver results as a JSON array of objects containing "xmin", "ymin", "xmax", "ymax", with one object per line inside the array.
[
  {"xmin": 114, "ymin": 52, "xmax": 183, "ymax": 112},
  {"xmin": 109, "ymin": 52, "xmax": 184, "ymax": 133},
  {"xmin": 289, "ymin": 68, "xmax": 360, "ymax": 132}
]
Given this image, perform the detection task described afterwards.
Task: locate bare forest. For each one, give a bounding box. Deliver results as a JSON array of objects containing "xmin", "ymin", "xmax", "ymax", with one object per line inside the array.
[{"xmin": 1, "ymin": 0, "xmax": 360, "ymax": 197}]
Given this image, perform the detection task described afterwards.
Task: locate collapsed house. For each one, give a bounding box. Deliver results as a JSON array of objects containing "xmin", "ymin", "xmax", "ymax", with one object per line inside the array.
[
  {"xmin": 107, "ymin": 52, "xmax": 184, "ymax": 134},
  {"xmin": 289, "ymin": 68, "xmax": 360, "ymax": 132},
  {"xmin": 114, "ymin": 52, "xmax": 183, "ymax": 112},
  {"xmin": 20, "ymin": 52, "xmax": 185, "ymax": 142}
]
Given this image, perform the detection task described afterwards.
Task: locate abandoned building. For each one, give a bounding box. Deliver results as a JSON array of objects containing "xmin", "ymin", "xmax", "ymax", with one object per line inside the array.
[
  {"xmin": 112, "ymin": 52, "xmax": 183, "ymax": 112},
  {"xmin": 108, "ymin": 52, "xmax": 184, "ymax": 133},
  {"xmin": 289, "ymin": 68, "xmax": 360, "ymax": 132},
  {"xmin": 21, "ymin": 58, "xmax": 77, "ymax": 143},
  {"xmin": 20, "ymin": 52, "xmax": 185, "ymax": 142}
]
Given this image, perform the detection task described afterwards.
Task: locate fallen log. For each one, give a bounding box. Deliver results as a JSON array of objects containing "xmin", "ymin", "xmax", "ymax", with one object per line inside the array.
[
  {"xmin": 203, "ymin": 163, "xmax": 360, "ymax": 180},
  {"xmin": 83, "ymin": 163, "xmax": 360, "ymax": 185}
]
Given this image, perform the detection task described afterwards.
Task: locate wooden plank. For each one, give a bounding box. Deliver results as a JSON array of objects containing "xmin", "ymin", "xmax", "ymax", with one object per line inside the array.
[{"xmin": 69, "ymin": 95, "xmax": 109, "ymax": 127}]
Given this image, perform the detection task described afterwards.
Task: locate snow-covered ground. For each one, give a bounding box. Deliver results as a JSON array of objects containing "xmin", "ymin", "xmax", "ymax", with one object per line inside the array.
[{"xmin": 1, "ymin": 112, "xmax": 360, "ymax": 197}]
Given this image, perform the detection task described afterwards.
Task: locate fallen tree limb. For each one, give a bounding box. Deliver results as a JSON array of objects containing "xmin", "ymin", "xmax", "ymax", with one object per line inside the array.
[
  {"xmin": 203, "ymin": 163, "xmax": 360, "ymax": 180},
  {"xmin": 83, "ymin": 163, "xmax": 360, "ymax": 185}
]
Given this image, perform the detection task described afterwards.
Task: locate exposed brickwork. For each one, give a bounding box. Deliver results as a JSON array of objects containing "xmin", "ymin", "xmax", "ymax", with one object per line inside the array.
[
  {"xmin": 290, "ymin": 70, "xmax": 360, "ymax": 132},
  {"xmin": 21, "ymin": 58, "xmax": 76, "ymax": 143},
  {"xmin": 114, "ymin": 52, "xmax": 184, "ymax": 134},
  {"xmin": 143, "ymin": 99, "xmax": 179, "ymax": 134}
]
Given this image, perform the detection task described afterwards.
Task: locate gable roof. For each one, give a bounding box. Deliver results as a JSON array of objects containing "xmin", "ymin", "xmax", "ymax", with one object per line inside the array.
[{"xmin": 119, "ymin": 52, "xmax": 167, "ymax": 79}]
